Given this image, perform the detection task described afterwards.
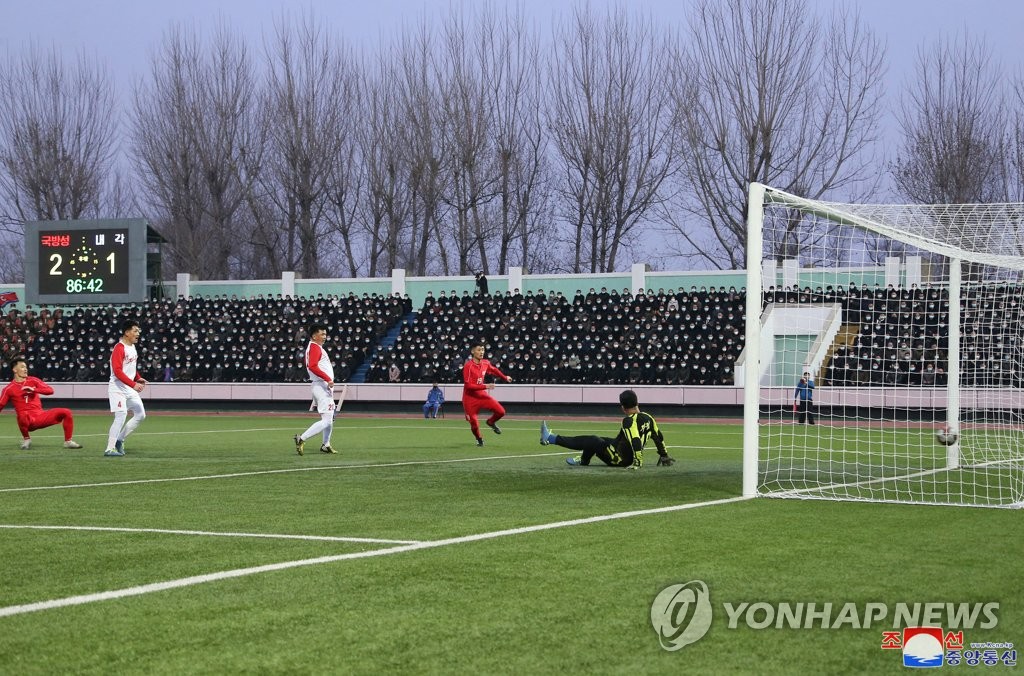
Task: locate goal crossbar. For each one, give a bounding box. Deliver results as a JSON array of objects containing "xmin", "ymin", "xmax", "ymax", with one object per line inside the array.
[{"xmin": 762, "ymin": 185, "xmax": 1024, "ymax": 272}]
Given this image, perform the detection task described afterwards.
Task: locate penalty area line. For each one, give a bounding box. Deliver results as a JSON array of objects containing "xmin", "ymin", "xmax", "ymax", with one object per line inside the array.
[
  {"xmin": 0, "ymin": 451, "xmax": 570, "ymax": 493},
  {"xmin": 0, "ymin": 495, "xmax": 751, "ymax": 619},
  {"xmin": 0, "ymin": 524, "xmax": 420, "ymax": 545}
]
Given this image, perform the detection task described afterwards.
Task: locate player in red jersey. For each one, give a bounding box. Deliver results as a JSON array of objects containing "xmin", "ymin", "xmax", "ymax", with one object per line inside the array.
[
  {"xmin": 0, "ymin": 357, "xmax": 82, "ymax": 450},
  {"xmin": 105, "ymin": 319, "xmax": 148, "ymax": 457},
  {"xmin": 462, "ymin": 343, "xmax": 512, "ymax": 447}
]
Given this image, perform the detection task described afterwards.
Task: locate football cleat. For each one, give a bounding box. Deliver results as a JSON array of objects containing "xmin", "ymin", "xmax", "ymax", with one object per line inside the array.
[
  {"xmin": 487, "ymin": 422, "xmax": 502, "ymax": 435},
  {"xmin": 103, "ymin": 448, "xmax": 125, "ymax": 457},
  {"xmin": 540, "ymin": 421, "xmax": 551, "ymax": 446},
  {"xmin": 114, "ymin": 439, "xmax": 125, "ymax": 453},
  {"xmin": 19, "ymin": 439, "xmax": 31, "ymax": 450},
  {"xmin": 294, "ymin": 434, "xmax": 305, "ymax": 456},
  {"xmin": 320, "ymin": 444, "xmax": 337, "ymax": 454},
  {"xmin": 63, "ymin": 440, "xmax": 83, "ymax": 449},
  {"xmin": 566, "ymin": 456, "xmax": 583, "ymax": 466},
  {"xmin": 476, "ymin": 438, "xmax": 484, "ymax": 447}
]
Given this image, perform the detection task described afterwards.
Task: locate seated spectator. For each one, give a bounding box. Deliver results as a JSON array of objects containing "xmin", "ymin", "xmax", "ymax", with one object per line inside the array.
[{"xmin": 423, "ymin": 382, "xmax": 444, "ymax": 418}]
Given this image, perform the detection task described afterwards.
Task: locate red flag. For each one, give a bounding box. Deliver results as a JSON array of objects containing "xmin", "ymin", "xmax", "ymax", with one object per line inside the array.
[{"xmin": 0, "ymin": 291, "xmax": 18, "ymax": 308}]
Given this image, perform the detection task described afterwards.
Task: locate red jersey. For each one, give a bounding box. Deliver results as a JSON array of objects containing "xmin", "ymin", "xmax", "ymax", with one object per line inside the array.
[
  {"xmin": 462, "ymin": 359, "xmax": 509, "ymax": 397},
  {"xmin": 0, "ymin": 377, "xmax": 54, "ymax": 416}
]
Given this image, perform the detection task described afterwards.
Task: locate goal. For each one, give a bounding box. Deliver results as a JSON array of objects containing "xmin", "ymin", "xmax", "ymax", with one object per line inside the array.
[{"xmin": 742, "ymin": 183, "xmax": 1024, "ymax": 508}]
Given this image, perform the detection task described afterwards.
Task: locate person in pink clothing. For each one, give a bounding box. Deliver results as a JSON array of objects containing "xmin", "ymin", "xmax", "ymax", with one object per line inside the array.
[{"xmin": 462, "ymin": 343, "xmax": 512, "ymax": 447}]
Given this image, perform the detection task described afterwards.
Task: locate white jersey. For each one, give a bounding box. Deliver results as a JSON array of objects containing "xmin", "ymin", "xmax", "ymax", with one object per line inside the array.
[
  {"xmin": 305, "ymin": 341, "xmax": 334, "ymax": 385},
  {"xmin": 109, "ymin": 340, "xmax": 139, "ymax": 393}
]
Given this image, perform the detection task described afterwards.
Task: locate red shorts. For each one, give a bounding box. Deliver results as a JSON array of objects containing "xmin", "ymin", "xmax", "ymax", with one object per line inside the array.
[
  {"xmin": 18, "ymin": 408, "xmax": 73, "ymax": 434},
  {"xmin": 462, "ymin": 394, "xmax": 504, "ymax": 419}
]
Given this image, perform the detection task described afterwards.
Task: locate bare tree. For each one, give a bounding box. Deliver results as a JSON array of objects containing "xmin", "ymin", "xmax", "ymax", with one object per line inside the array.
[
  {"xmin": 436, "ymin": 9, "xmax": 500, "ymax": 275},
  {"xmin": 392, "ymin": 19, "xmax": 448, "ymax": 275},
  {"xmin": 0, "ymin": 45, "xmax": 119, "ymax": 231},
  {"xmin": 892, "ymin": 33, "xmax": 1014, "ymax": 279},
  {"xmin": 894, "ymin": 33, "xmax": 1010, "ymax": 205},
  {"xmin": 357, "ymin": 58, "xmax": 413, "ymax": 277},
  {"xmin": 473, "ymin": 5, "xmax": 553, "ymax": 274},
  {"xmin": 667, "ymin": 0, "xmax": 885, "ymax": 269},
  {"xmin": 131, "ymin": 24, "xmax": 265, "ymax": 279},
  {"xmin": 1014, "ymin": 80, "xmax": 1024, "ymax": 202},
  {"xmin": 261, "ymin": 12, "xmax": 354, "ymax": 279},
  {"xmin": 548, "ymin": 5, "xmax": 676, "ymax": 273},
  {"xmin": 322, "ymin": 64, "xmax": 366, "ymax": 278}
]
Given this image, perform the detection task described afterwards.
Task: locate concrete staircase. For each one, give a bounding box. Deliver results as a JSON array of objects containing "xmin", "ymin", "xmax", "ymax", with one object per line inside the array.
[
  {"xmin": 351, "ymin": 311, "xmax": 416, "ymax": 383},
  {"xmin": 820, "ymin": 323, "xmax": 860, "ymax": 385}
]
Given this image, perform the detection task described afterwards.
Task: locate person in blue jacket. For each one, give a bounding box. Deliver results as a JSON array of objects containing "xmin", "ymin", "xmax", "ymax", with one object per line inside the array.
[
  {"xmin": 794, "ymin": 371, "xmax": 815, "ymax": 425},
  {"xmin": 423, "ymin": 382, "xmax": 445, "ymax": 419}
]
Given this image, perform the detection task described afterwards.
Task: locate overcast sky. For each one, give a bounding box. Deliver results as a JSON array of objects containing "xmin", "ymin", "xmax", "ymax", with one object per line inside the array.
[
  {"xmin": 3, "ymin": 0, "xmax": 1021, "ymax": 91},
  {"xmin": 2, "ymin": 0, "xmax": 1021, "ymax": 204}
]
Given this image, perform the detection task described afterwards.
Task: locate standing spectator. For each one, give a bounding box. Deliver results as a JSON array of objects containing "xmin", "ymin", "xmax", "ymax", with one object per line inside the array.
[
  {"xmin": 293, "ymin": 323, "xmax": 338, "ymax": 456},
  {"xmin": 423, "ymin": 382, "xmax": 445, "ymax": 419},
  {"xmin": 462, "ymin": 342, "xmax": 512, "ymax": 446},
  {"xmin": 475, "ymin": 272, "xmax": 489, "ymax": 296},
  {"xmin": 794, "ymin": 371, "xmax": 816, "ymax": 425},
  {"xmin": 105, "ymin": 320, "xmax": 148, "ymax": 457},
  {"xmin": 0, "ymin": 357, "xmax": 83, "ymax": 450}
]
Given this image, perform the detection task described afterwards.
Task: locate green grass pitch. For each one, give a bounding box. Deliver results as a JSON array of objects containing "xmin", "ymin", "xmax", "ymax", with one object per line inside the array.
[{"xmin": 0, "ymin": 412, "xmax": 1020, "ymax": 674}]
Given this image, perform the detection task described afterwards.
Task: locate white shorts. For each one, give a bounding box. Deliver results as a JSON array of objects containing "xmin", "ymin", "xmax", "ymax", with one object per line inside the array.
[
  {"xmin": 310, "ymin": 383, "xmax": 336, "ymax": 415},
  {"xmin": 109, "ymin": 386, "xmax": 145, "ymax": 414}
]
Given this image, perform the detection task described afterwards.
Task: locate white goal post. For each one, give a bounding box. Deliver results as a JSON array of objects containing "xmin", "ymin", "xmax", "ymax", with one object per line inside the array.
[{"xmin": 743, "ymin": 182, "xmax": 1024, "ymax": 508}]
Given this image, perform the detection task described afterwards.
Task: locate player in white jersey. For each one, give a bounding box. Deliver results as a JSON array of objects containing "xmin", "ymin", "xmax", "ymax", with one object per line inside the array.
[
  {"xmin": 105, "ymin": 319, "xmax": 148, "ymax": 457},
  {"xmin": 293, "ymin": 323, "xmax": 338, "ymax": 455}
]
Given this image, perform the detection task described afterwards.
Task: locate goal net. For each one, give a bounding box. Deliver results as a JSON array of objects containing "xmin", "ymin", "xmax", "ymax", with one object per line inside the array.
[{"xmin": 741, "ymin": 183, "xmax": 1024, "ymax": 508}]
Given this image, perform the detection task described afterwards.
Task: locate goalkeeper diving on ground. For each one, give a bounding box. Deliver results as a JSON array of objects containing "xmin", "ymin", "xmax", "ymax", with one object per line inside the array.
[{"xmin": 540, "ymin": 389, "xmax": 675, "ymax": 469}]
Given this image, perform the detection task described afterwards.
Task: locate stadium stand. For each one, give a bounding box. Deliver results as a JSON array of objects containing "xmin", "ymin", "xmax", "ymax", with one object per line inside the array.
[
  {"xmin": 364, "ymin": 286, "xmax": 745, "ymax": 385},
  {"xmin": 3, "ymin": 281, "xmax": 1018, "ymax": 387},
  {"xmin": 16, "ymin": 293, "xmax": 410, "ymax": 384},
  {"xmin": 769, "ymin": 282, "xmax": 1023, "ymax": 388}
]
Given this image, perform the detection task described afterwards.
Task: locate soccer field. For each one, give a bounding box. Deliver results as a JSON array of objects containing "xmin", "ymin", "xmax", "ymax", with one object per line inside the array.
[{"xmin": 0, "ymin": 413, "xmax": 1019, "ymax": 674}]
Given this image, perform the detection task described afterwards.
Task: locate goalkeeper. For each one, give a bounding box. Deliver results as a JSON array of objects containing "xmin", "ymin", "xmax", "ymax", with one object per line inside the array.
[{"xmin": 540, "ymin": 389, "xmax": 674, "ymax": 469}]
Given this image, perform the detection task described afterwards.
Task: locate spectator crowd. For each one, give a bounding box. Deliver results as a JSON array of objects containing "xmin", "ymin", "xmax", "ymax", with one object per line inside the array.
[
  {"xmin": 1, "ymin": 280, "xmax": 1021, "ymax": 388},
  {"xmin": 364, "ymin": 286, "xmax": 744, "ymax": 385},
  {"xmin": 6, "ymin": 292, "xmax": 411, "ymax": 384}
]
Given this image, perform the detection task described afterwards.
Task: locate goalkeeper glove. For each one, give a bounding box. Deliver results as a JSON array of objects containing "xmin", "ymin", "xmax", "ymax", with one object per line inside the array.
[{"xmin": 657, "ymin": 455, "xmax": 676, "ymax": 467}]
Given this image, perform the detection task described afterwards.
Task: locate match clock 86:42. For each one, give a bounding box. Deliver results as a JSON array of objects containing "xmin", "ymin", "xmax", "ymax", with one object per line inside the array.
[{"xmin": 24, "ymin": 219, "xmax": 149, "ymax": 305}]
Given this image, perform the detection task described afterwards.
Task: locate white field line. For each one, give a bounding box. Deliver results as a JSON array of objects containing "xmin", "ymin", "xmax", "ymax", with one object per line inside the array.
[
  {"xmin": 0, "ymin": 524, "xmax": 420, "ymax": 545},
  {"xmin": 0, "ymin": 427, "xmax": 297, "ymax": 442},
  {"xmin": 2, "ymin": 423, "xmax": 746, "ymax": 443},
  {"xmin": 0, "ymin": 424, "xmax": 444, "ymax": 444},
  {"xmin": 0, "ymin": 452, "xmax": 571, "ymax": 493},
  {"xmin": 0, "ymin": 495, "xmax": 751, "ymax": 619}
]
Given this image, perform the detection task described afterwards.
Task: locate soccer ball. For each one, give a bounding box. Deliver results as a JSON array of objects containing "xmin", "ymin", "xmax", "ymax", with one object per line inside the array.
[{"xmin": 936, "ymin": 428, "xmax": 959, "ymax": 446}]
